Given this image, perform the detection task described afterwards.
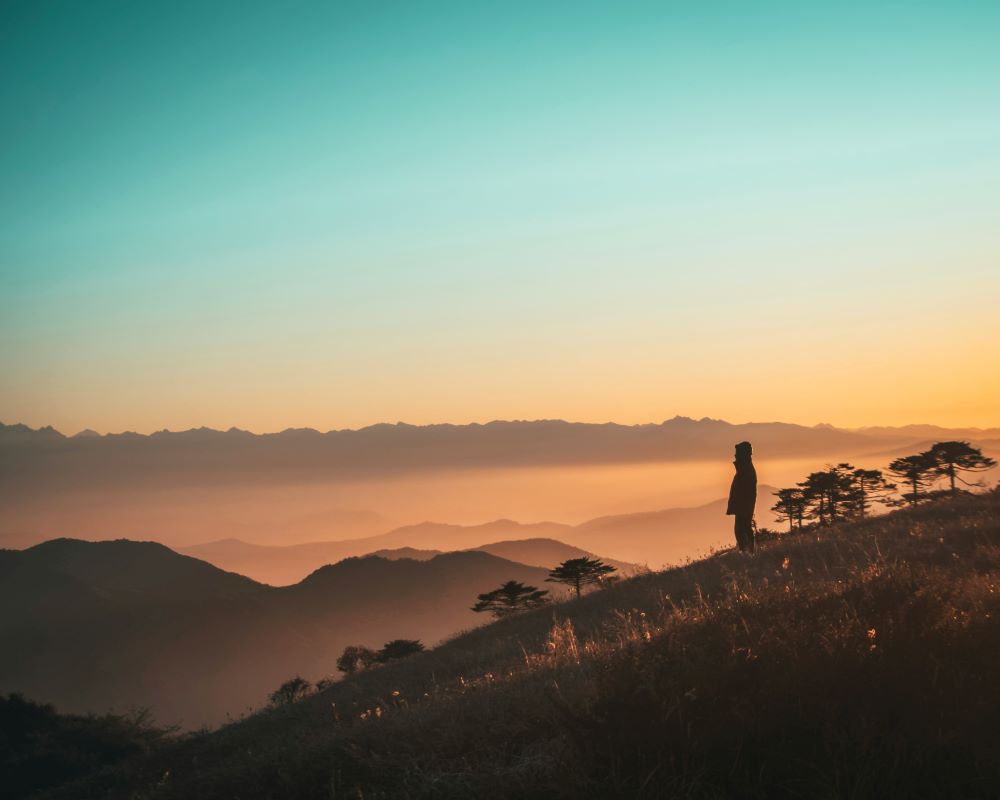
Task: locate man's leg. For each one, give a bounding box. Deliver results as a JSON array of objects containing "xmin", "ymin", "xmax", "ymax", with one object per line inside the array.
[{"xmin": 735, "ymin": 514, "xmax": 753, "ymax": 552}]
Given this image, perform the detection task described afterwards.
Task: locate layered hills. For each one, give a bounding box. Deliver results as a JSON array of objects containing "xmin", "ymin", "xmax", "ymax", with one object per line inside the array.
[{"xmin": 0, "ymin": 539, "xmax": 557, "ymax": 728}]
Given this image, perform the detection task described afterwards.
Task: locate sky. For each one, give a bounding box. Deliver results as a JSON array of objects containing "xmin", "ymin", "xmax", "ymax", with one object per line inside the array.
[{"xmin": 2, "ymin": 0, "xmax": 999, "ymax": 435}]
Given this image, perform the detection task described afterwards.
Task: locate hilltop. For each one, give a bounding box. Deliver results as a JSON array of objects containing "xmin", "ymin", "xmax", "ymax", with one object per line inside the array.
[{"xmin": 24, "ymin": 490, "xmax": 1000, "ymax": 799}]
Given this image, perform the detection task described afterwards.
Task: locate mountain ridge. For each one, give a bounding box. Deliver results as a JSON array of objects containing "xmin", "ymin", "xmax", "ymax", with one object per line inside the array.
[{"xmin": 0, "ymin": 539, "xmax": 559, "ymax": 728}]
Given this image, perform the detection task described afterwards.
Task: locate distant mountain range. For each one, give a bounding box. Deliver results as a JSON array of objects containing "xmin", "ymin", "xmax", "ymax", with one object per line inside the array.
[
  {"xmin": 0, "ymin": 417, "xmax": 929, "ymax": 495},
  {"xmin": 180, "ymin": 492, "xmax": 777, "ymax": 584},
  {"xmin": 182, "ymin": 534, "xmax": 638, "ymax": 586},
  {"xmin": 0, "ymin": 538, "xmax": 559, "ymax": 728}
]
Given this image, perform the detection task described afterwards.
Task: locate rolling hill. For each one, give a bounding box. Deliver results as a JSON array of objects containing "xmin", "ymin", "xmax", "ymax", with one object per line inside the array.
[
  {"xmin": 181, "ymin": 528, "xmax": 635, "ymax": 586},
  {"xmin": 182, "ymin": 490, "xmax": 781, "ymax": 583},
  {"xmin": 0, "ymin": 540, "xmax": 556, "ymax": 729}
]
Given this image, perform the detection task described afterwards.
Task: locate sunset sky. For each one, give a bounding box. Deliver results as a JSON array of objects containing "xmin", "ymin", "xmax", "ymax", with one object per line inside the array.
[{"xmin": 2, "ymin": 1, "xmax": 999, "ymax": 434}]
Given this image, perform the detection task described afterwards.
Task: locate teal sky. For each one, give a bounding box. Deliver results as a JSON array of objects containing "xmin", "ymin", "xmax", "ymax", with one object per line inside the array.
[{"xmin": 2, "ymin": 1, "xmax": 999, "ymax": 433}]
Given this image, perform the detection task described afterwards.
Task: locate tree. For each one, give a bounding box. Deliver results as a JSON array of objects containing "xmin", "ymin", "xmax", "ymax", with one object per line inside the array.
[
  {"xmin": 846, "ymin": 468, "xmax": 896, "ymax": 518},
  {"xmin": 336, "ymin": 645, "xmax": 378, "ymax": 675},
  {"xmin": 887, "ymin": 452, "xmax": 938, "ymax": 506},
  {"xmin": 771, "ymin": 488, "xmax": 808, "ymax": 532},
  {"xmin": 376, "ymin": 639, "xmax": 425, "ymax": 662},
  {"xmin": 799, "ymin": 464, "xmax": 855, "ymax": 524},
  {"xmin": 269, "ymin": 676, "xmax": 312, "ymax": 706},
  {"xmin": 927, "ymin": 441, "xmax": 996, "ymax": 497},
  {"xmin": 472, "ymin": 580, "xmax": 550, "ymax": 618},
  {"xmin": 546, "ymin": 557, "xmax": 617, "ymax": 598}
]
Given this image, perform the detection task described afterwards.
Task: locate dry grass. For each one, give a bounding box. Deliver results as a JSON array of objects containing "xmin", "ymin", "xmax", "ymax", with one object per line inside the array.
[{"xmin": 42, "ymin": 490, "xmax": 1000, "ymax": 799}]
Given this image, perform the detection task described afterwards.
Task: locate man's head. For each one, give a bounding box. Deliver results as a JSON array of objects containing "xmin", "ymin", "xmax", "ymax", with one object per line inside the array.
[{"xmin": 735, "ymin": 441, "xmax": 753, "ymax": 459}]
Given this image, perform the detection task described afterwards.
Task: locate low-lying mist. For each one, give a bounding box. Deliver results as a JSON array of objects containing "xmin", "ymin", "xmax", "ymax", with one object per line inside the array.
[{"xmin": 5, "ymin": 455, "xmax": 900, "ymax": 549}]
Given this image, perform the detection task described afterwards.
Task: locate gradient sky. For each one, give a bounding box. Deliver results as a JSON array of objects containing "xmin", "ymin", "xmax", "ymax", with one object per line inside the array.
[{"xmin": 2, "ymin": 0, "xmax": 999, "ymax": 434}]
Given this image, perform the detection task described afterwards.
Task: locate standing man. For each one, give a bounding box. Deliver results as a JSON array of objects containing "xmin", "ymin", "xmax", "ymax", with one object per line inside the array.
[{"xmin": 726, "ymin": 441, "xmax": 757, "ymax": 553}]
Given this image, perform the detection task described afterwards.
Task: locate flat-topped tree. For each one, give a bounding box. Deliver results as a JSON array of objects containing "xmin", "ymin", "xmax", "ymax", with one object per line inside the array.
[
  {"xmin": 472, "ymin": 580, "xmax": 550, "ymax": 618},
  {"xmin": 546, "ymin": 557, "xmax": 617, "ymax": 598},
  {"xmin": 927, "ymin": 441, "xmax": 996, "ymax": 497},
  {"xmin": 887, "ymin": 452, "xmax": 938, "ymax": 506},
  {"xmin": 799, "ymin": 464, "xmax": 855, "ymax": 525},
  {"xmin": 377, "ymin": 640, "xmax": 425, "ymax": 662},
  {"xmin": 772, "ymin": 488, "xmax": 808, "ymax": 532},
  {"xmin": 848, "ymin": 468, "xmax": 896, "ymax": 518}
]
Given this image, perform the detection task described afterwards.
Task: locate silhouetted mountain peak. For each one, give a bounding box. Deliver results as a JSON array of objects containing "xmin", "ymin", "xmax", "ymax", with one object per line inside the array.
[{"xmin": 20, "ymin": 537, "xmax": 262, "ymax": 598}]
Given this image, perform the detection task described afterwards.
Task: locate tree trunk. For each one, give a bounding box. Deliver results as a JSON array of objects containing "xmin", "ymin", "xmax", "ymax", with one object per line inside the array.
[{"xmin": 949, "ymin": 464, "xmax": 956, "ymax": 496}]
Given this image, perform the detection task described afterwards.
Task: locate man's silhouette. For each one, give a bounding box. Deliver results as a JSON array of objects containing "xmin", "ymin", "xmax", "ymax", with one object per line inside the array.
[{"xmin": 726, "ymin": 441, "xmax": 757, "ymax": 553}]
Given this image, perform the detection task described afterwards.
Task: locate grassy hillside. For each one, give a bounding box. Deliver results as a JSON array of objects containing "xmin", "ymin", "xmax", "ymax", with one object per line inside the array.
[{"xmin": 29, "ymin": 490, "xmax": 1000, "ymax": 799}]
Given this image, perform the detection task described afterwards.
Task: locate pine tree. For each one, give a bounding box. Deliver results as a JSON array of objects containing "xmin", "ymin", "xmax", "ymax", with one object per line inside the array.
[
  {"xmin": 799, "ymin": 465, "xmax": 855, "ymax": 524},
  {"xmin": 376, "ymin": 639, "xmax": 425, "ymax": 662},
  {"xmin": 887, "ymin": 452, "xmax": 938, "ymax": 506},
  {"xmin": 771, "ymin": 488, "xmax": 808, "ymax": 532},
  {"xmin": 546, "ymin": 557, "xmax": 617, "ymax": 597},
  {"xmin": 268, "ymin": 676, "xmax": 312, "ymax": 705},
  {"xmin": 472, "ymin": 580, "xmax": 550, "ymax": 618},
  {"xmin": 847, "ymin": 468, "xmax": 896, "ymax": 518},
  {"xmin": 926, "ymin": 441, "xmax": 996, "ymax": 497},
  {"xmin": 336, "ymin": 645, "xmax": 378, "ymax": 675}
]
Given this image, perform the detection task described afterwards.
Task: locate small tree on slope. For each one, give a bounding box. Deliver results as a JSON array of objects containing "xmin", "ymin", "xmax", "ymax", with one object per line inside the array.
[
  {"xmin": 269, "ymin": 676, "xmax": 312, "ymax": 706},
  {"xmin": 377, "ymin": 640, "xmax": 425, "ymax": 662},
  {"xmin": 927, "ymin": 441, "xmax": 996, "ymax": 497},
  {"xmin": 772, "ymin": 488, "xmax": 808, "ymax": 532},
  {"xmin": 336, "ymin": 645, "xmax": 378, "ymax": 675},
  {"xmin": 887, "ymin": 452, "xmax": 938, "ymax": 506},
  {"xmin": 472, "ymin": 580, "xmax": 550, "ymax": 618},
  {"xmin": 546, "ymin": 557, "xmax": 617, "ymax": 598}
]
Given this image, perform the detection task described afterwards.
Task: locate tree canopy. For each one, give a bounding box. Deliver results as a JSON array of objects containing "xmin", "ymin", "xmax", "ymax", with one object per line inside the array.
[
  {"xmin": 927, "ymin": 441, "xmax": 996, "ymax": 496},
  {"xmin": 336, "ymin": 645, "xmax": 378, "ymax": 675},
  {"xmin": 269, "ymin": 676, "xmax": 311, "ymax": 706},
  {"xmin": 546, "ymin": 557, "xmax": 617, "ymax": 597},
  {"xmin": 887, "ymin": 453, "xmax": 938, "ymax": 506},
  {"xmin": 472, "ymin": 580, "xmax": 550, "ymax": 618},
  {"xmin": 376, "ymin": 639, "xmax": 425, "ymax": 662}
]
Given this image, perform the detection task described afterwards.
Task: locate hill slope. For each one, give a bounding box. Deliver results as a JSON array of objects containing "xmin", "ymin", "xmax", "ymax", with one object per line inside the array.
[
  {"xmin": 0, "ymin": 543, "xmax": 554, "ymax": 729},
  {"xmin": 181, "ymin": 520, "xmax": 574, "ymax": 585},
  {"xmin": 40, "ymin": 490, "xmax": 1000, "ymax": 799}
]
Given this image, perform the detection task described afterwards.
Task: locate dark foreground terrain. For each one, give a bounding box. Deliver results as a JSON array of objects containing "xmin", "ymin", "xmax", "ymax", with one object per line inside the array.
[{"xmin": 7, "ymin": 490, "xmax": 1000, "ymax": 799}]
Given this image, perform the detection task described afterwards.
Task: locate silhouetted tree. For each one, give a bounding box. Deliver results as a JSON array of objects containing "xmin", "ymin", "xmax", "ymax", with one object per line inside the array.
[
  {"xmin": 269, "ymin": 676, "xmax": 312, "ymax": 706},
  {"xmin": 887, "ymin": 452, "xmax": 938, "ymax": 506},
  {"xmin": 376, "ymin": 639, "xmax": 425, "ymax": 662},
  {"xmin": 927, "ymin": 441, "xmax": 996, "ymax": 496},
  {"xmin": 472, "ymin": 580, "xmax": 550, "ymax": 618},
  {"xmin": 771, "ymin": 488, "xmax": 808, "ymax": 532},
  {"xmin": 799, "ymin": 464, "xmax": 855, "ymax": 524},
  {"xmin": 847, "ymin": 468, "xmax": 896, "ymax": 518},
  {"xmin": 546, "ymin": 557, "xmax": 617, "ymax": 597},
  {"xmin": 336, "ymin": 645, "xmax": 378, "ymax": 675}
]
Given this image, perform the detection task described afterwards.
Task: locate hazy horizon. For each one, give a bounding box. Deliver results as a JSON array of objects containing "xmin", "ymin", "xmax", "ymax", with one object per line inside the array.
[{"xmin": 6, "ymin": 414, "xmax": 1000, "ymax": 438}]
